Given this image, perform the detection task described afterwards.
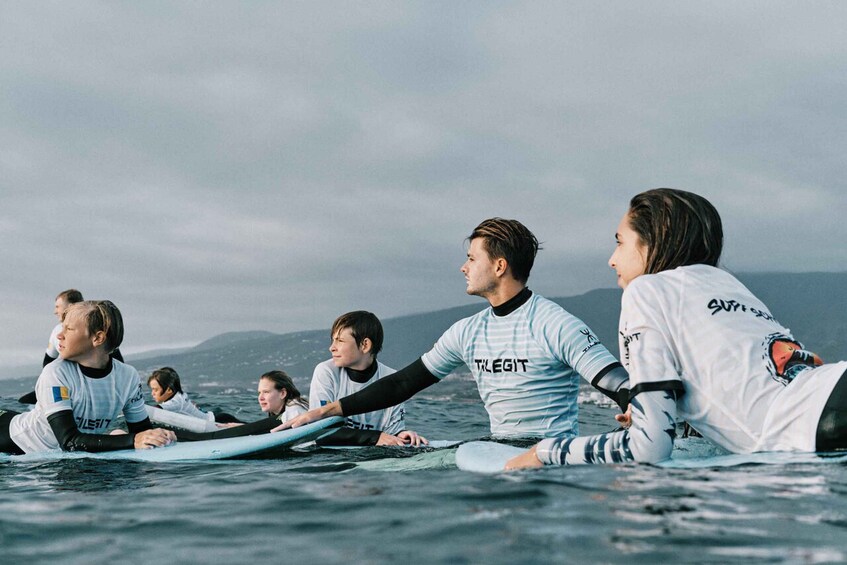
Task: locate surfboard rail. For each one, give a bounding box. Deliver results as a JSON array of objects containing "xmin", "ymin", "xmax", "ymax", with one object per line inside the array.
[
  {"xmin": 455, "ymin": 439, "xmax": 847, "ymax": 474},
  {"xmin": 2, "ymin": 417, "xmax": 344, "ymax": 463}
]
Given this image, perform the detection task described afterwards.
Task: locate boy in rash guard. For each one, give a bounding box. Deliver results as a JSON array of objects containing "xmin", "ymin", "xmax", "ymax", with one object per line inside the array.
[
  {"xmin": 0, "ymin": 301, "xmax": 174, "ymax": 454},
  {"xmin": 279, "ymin": 218, "xmax": 630, "ymax": 441},
  {"xmin": 44, "ymin": 289, "xmax": 124, "ymax": 367},
  {"xmin": 507, "ymin": 188, "xmax": 847, "ymax": 470},
  {"xmin": 310, "ymin": 311, "xmax": 426, "ymax": 447},
  {"xmin": 18, "ymin": 289, "xmax": 124, "ymax": 405}
]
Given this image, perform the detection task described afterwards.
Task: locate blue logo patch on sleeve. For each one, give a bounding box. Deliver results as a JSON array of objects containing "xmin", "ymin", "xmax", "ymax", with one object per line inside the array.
[{"xmin": 52, "ymin": 386, "xmax": 70, "ymax": 402}]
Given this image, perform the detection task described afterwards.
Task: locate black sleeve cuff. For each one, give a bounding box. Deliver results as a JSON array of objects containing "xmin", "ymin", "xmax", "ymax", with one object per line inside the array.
[{"xmin": 590, "ymin": 362, "xmax": 630, "ymax": 411}]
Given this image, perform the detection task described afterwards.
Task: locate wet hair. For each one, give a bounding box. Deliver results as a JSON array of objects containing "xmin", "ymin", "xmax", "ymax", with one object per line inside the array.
[
  {"xmin": 56, "ymin": 289, "xmax": 84, "ymax": 304},
  {"xmin": 330, "ymin": 311, "xmax": 383, "ymax": 356},
  {"xmin": 63, "ymin": 300, "xmax": 124, "ymax": 354},
  {"xmin": 628, "ymin": 188, "xmax": 723, "ymax": 274},
  {"xmin": 468, "ymin": 218, "xmax": 540, "ymax": 284},
  {"xmin": 260, "ymin": 370, "xmax": 307, "ymax": 409},
  {"xmin": 147, "ymin": 367, "xmax": 183, "ymax": 394}
]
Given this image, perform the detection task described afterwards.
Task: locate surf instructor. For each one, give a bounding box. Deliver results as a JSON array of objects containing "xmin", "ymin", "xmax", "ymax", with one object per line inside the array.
[{"xmin": 278, "ymin": 217, "xmax": 630, "ymax": 440}]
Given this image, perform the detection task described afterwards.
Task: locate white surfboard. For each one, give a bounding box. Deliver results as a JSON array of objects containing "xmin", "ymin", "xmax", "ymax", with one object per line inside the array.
[
  {"xmin": 2, "ymin": 417, "xmax": 344, "ymax": 463},
  {"xmin": 454, "ymin": 437, "xmax": 847, "ymax": 474},
  {"xmin": 455, "ymin": 441, "xmax": 525, "ymax": 474}
]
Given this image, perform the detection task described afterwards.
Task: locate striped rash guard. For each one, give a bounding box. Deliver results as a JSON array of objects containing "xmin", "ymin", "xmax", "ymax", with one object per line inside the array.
[{"xmin": 341, "ymin": 288, "xmax": 629, "ymax": 439}]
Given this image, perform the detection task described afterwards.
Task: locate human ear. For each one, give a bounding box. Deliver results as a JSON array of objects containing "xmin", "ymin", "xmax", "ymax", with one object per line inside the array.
[
  {"xmin": 360, "ymin": 338, "xmax": 373, "ymax": 354},
  {"xmin": 91, "ymin": 330, "xmax": 107, "ymax": 348},
  {"xmin": 494, "ymin": 257, "xmax": 509, "ymax": 277}
]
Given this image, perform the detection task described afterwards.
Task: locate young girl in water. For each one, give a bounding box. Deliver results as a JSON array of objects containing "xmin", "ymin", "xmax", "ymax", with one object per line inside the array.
[
  {"xmin": 257, "ymin": 370, "xmax": 309, "ymax": 423},
  {"xmin": 0, "ymin": 301, "xmax": 174, "ymax": 454},
  {"xmin": 508, "ymin": 188, "xmax": 847, "ymax": 469},
  {"xmin": 172, "ymin": 370, "xmax": 310, "ymax": 441},
  {"xmin": 147, "ymin": 367, "xmax": 242, "ymax": 424}
]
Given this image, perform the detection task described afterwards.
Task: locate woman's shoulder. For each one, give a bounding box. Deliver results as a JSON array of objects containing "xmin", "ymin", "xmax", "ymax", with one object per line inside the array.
[{"xmin": 629, "ymin": 265, "xmax": 731, "ymax": 292}]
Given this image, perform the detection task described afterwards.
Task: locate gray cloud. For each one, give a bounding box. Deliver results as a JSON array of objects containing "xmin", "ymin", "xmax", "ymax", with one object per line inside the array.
[{"xmin": 1, "ymin": 2, "xmax": 845, "ymax": 367}]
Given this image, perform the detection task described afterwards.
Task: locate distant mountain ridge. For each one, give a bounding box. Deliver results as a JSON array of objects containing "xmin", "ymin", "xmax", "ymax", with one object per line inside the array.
[{"xmin": 122, "ymin": 271, "xmax": 846, "ymax": 387}]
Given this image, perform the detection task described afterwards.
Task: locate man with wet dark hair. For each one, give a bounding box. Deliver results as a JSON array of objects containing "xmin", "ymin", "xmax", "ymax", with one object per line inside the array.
[{"xmin": 282, "ymin": 218, "xmax": 629, "ymax": 441}]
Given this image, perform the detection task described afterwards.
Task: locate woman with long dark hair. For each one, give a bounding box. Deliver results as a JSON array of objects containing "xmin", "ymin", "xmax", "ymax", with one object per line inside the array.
[{"xmin": 508, "ymin": 188, "xmax": 846, "ymax": 468}]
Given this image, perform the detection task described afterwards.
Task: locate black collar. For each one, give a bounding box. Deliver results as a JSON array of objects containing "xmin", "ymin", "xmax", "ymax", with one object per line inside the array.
[
  {"xmin": 492, "ymin": 287, "xmax": 532, "ymax": 317},
  {"xmin": 79, "ymin": 359, "xmax": 113, "ymax": 379},
  {"xmin": 347, "ymin": 360, "xmax": 378, "ymax": 384}
]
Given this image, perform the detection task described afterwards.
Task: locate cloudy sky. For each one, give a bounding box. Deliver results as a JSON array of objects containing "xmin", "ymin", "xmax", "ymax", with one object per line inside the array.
[{"xmin": 1, "ymin": 2, "xmax": 845, "ymax": 369}]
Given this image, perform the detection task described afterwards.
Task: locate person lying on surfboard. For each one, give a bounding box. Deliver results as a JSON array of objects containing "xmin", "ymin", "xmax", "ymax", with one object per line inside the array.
[
  {"xmin": 278, "ymin": 218, "xmax": 630, "ymax": 441},
  {"xmin": 506, "ymin": 188, "xmax": 847, "ymax": 469},
  {"xmin": 257, "ymin": 369, "xmax": 309, "ymax": 424},
  {"xmin": 148, "ymin": 366, "xmax": 243, "ymax": 424},
  {"xmin": 309, "ymin": 311, "xmax": 427, "ymax": 447},
  {"xmin": 160, "ymin": 370, "xmax": 314, "ymax": 441},
  {"xmin": 0, "ymin": 301, "xmax": 175, "ymax": 454}
]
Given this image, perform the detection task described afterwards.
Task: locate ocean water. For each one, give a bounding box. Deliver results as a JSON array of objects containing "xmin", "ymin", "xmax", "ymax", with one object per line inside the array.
[{"xmin": 2, "ymin": 375, "xmax": 847, "ymax": 564}]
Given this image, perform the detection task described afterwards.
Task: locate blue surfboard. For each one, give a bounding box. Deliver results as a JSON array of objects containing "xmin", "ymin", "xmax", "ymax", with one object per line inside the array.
[{"xmin": 2, "ymin": 417, "xmax": 344, "ymax": 463}]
